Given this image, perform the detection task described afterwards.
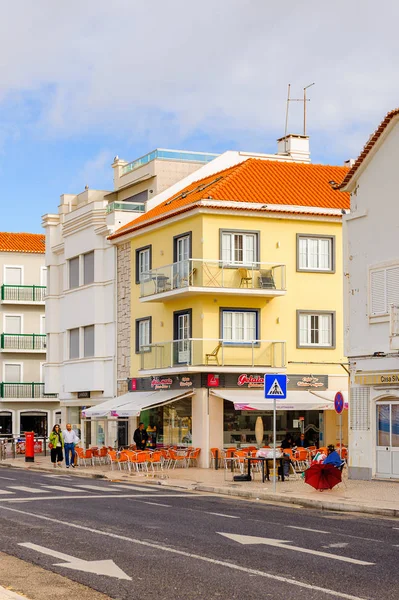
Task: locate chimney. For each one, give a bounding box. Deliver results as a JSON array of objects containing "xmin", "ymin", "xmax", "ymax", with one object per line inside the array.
[
  {"xmin": 276, "ymin": 134, "xmax": 311, "ymax": 163},
  {"xmin": 344, "ymin": 158, "xmax": 355, "ymax": 168}
]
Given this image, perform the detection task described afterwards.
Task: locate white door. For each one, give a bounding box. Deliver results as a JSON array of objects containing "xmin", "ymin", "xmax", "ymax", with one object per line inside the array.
[
  {"xmin": 4, "ymin": 267, "xmax": 22, "ymax": 285},
  {"xmin": 175, "ymin": 235, "xmax": 190, "ymax": 286},
  {"xmin": 4, "ymin": 315, "xmax": 22, "ymax": 334},
  {"xmin": 376, "ymin": 402, "xmax": 399, "ymax": 478},
  {"xmin": 177, "ymin": 313, "xmax": 190, "ymax": 363}
]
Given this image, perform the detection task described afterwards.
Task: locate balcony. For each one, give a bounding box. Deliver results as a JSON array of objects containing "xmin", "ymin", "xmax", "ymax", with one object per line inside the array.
[
  {"xmin": 1, "ymin": 285, "xmax": 46, "ymax": 304},
  {"xmin": 0, "ymin": 382, "xmax": 57, "ymax": 399},
  {"xmin": 121, "ymin": 149, "xmax": 218, "ymax": 176},
  {"xmin": 140, "ymin": 259, "xmax": 286, "ymax": 302},
  {"xmin": 1, "ymin": 334, "xmax": 46, "ymax": 352},
  {"xmin": 105, "ymin": 201, "xmax": 145, "ymax": 214},
  {"xmin": 139, "ymin": 338, "xmax": 286, "ymax": 375}
]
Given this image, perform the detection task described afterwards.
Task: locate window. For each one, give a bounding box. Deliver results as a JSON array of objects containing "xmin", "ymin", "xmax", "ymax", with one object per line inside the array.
[
  {"xmin": 84, "ymin": 325, "xmax": 95, "ymax": 357},
  {"xmin": 69, "ymin": 328, "xmax": 80, "ymax": 359},
  {"xmin": 40, "ymin": 267, "xmax": 48, "ymax": 287},
  {"xmin": 4, "ymin": 363, "xmax": 22, "ymax": 382},
  {"xmin": 221, "ymin": 231, "xmax": 259, "ymax": 265},
  {"xmin": 221, "ymin": 309, "xmax": 258, "ymax": 343},
  {"xmin": 135, "ymin": 246, "xmax": 152, "ymax": 284},
  {"xmin": 297, "ymin": 235, "xmax": 334, "ymax": 272},
  {"xmin": 4, "ymin": 266, "xmax": 22, "ymax": 285},
  {"xmin": 83, "ymin": 252, "xmax": 95, "ymax": 285},
  {"xmin": 124, "ymin": 190, "xmax": 148, "ymax": 204},
  {"xmin": 69, "ymin": 257, "xmax": 80, "ymax": 289},
  {"xmin": 40, "ymin": 315, "xmax": 46, "ymax": 335},
  {"xmin": 136, "ymin": 317, "xmax": 152, "ymax": 353},
  {"xmin": 370, "ymin": 265, "xmax": 399, "ymax": 316},
  {"xmin": 298, "ymin": 312, "xmax": 334, "ymax": 347},
  {"xmin": 4, "ymin": 315, "xmax": 22, "ymax": 334}
]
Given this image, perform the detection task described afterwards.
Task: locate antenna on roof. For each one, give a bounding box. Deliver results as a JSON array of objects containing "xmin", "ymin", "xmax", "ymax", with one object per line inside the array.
[{"xmin": 284, "ymin": 83, "xmax": 315, "ymax": 141}]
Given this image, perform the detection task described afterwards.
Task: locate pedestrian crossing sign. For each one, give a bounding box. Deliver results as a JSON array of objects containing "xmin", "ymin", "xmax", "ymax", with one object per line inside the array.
[{"xmin": 264, "ymin": 374, "xmax": 287, "ymax": 399}]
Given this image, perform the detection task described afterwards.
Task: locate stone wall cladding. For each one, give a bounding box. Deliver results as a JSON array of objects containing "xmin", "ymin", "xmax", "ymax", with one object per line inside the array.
[{"xmin": 117, "ymin": 242, "xmax": 131, "ymax": 397}]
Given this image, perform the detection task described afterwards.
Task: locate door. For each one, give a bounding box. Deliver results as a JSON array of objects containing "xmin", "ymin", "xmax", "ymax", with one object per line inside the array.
[
  {"xmin": 173, "ymin": 310, "xmax": 191, "ymax": 364},
  {"xmin": 174, "ymin": 234, "xmax": 190, "ymax": 288},
  {"xmin": 376, "ymin": 402, "xmax": 399, "ymax": 478}
]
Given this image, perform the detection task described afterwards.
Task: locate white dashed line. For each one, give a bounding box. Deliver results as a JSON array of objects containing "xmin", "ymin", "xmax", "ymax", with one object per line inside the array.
[
  {"xmin": 207, "ymin": 512, "xmax": 240, "ymax": 519},
  {"xmin": 287, "ymin": 526, "xmax": 330, "ymax": 534}
]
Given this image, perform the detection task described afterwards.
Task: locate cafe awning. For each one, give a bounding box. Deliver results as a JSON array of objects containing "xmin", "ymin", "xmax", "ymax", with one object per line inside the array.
[
  {"xmin": 82, "ymin": 389, "xmax": 193, "ymax": 418},
  {"xmin": 211, "ymin": 389, "xmax": 335, "ymax": 411},
  {"xmin": 309, "ymin": 390, "xmax": 349, "ymax": 408}
]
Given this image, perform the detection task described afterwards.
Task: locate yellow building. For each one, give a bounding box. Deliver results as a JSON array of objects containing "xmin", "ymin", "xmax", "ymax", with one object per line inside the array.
[{"xmin": 111, "ymin": 158, "xmax": 350, "ymax": 466}]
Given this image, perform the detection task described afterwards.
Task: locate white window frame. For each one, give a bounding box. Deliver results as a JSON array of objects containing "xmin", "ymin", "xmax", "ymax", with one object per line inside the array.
[
  {"xmin": 3, "ymin": 362, "xmax": 23, "ymax": 383},
  {"xmin": 221, "ymin": 309, "xmax": 258, "ymax": 345},
  {"xmin": 297, "ymin": 235, "xmax": 334, "ymax": 272},
  {"xmin": 297, "ymin": 311, "xmax": 335, "ymax": 348},
  {"xmin": 369, "ymin": 264, "xmax": 399, "ymax": 319},
  {"xmin": 138, "ymin": 248, "xmax": 151, "ymax": 282},
  {"xmin": 3, "ymin": 265, "xmax": 24, "ymax": 286},
  {"xmin": 221, "ymin": 231, "xmax": 259, "ymax": 266},
  {"xmin": 3, "ymin": 313, "xmax": 24, "ymax": 334},
  {"xmin": 136, "ymin": 317, "xmax": 151, "ymax": 353}
]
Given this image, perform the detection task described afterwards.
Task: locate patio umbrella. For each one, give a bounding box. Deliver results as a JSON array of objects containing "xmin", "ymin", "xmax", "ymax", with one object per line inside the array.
[
  {"xmin": 255, "ymin": 416, "xmax": 264, "ymax": 446},
  {"xmin": 304, "ymin": 463, "xmax": 342, "ymax": 490}
]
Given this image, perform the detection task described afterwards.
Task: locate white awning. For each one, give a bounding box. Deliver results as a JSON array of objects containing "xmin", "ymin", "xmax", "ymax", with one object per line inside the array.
[
  {"xmin": 309, "ymin": 390, "xmax": 348, "ymax": 408},
  {"xmin": 82, "ymin": 389, "xmax": 193, "ymax": 418},
  {"xmin": 211, "ymin": 389, "xmax": 335, "ymax": 411}
]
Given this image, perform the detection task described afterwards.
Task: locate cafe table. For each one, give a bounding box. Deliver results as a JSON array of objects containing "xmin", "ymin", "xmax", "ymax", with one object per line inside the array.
[{"xmin": 243, "ymin": 455, "xmax": 285, "ymax": 483}]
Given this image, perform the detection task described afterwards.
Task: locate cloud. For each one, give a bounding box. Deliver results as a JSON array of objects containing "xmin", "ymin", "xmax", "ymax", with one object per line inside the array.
[
  {"xmin": 75, "ymin": 149, "xmax": 114, "ymax": 190},
  {"xmin": 1, "ymin": 0, "xmax": 399, "ymax": 161}
]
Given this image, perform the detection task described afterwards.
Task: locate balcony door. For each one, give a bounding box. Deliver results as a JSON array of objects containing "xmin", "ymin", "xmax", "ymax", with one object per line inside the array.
[
  {"xmin": 173, "ymin": 233, "xmax": 191, "ymax": 288},
  {"xmin": 173, "ymin": 309, "xmax": 191, "ymax": 364},
  {"xmin": 376, "ymin": 401, "xmax": 399, "ymax": 479}
]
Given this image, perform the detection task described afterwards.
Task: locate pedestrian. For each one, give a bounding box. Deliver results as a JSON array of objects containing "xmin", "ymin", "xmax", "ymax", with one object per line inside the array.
[
  {"xmin": 323, "ymin": 444, "xmax": 342, "ymax": 468},
  {"xmin": 133, "ymin": 422, "xmax": 148, "ymax": 450},
  {"xmin": 49, "ymin": 424, "xmax": 64, "ymax": 468},
  {"xmin": 63, "ymin": 423, "xmax": 80, "ymax": 469},
  {"xmin": 296, "ymin": 433, "xmax": 310, "ymax": 448}
]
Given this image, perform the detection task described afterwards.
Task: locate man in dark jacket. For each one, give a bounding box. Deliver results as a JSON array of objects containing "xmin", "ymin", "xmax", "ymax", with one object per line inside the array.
[{"xmin": 133, "ymin": 422, "xmax": 148, "ymax": 450}]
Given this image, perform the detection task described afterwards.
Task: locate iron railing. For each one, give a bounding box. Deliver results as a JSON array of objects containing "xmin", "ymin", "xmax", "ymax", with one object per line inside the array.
[
  {"xmin": 0, "ymin": 382, "xmax": 57, "ymax": 398},
  {"xmin": 1, "ymin": 285, "xmax": 46, "ymax": 302},
  {"xmin": 1, "ymin": 333, "xmax": 46, "ymax": 351}
]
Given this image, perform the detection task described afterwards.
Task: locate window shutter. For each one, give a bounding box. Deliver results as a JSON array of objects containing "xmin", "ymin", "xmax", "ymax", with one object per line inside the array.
[
  {"xmin": 299, "ymin": 314, "xmax": 309, "ymax": 345},
  {"xmin": 222, "ymin": 234, "xmax": 231, "ymax": 264},
  {"xmin": 386, "ymin": 266, "xmax": 399, "ymax": 308},
  {"xmin": 298, "ymin": 238, "xmax": 307, "ymax": 269},
  {"xmin": 5, "ymin": 267, "xmax": 22, "ymax": 285},
  {"xmin": 370, "ymin": 269, "xmax": 386, "ymax": 315},
  {"xmin": 319, "ymin": 238, "xmax": 331, "ymax": 270},
  {"xmin": 319, "ymin": 314, "xmax": 331, "ymax": 345},
  {"xmin": 244, "ymin": 234, "xmax": 255, "ymax": 265},
  {"xmin": 223, "ymin": 311, "xmax": 233, "ymax": 340},
  {"xmin": 5, "ymin": 363, "xmax": 21, "ymax": 382},
  {"xmin": 350, "ymin": 387, "xmax": 370, "ymax": 430}
]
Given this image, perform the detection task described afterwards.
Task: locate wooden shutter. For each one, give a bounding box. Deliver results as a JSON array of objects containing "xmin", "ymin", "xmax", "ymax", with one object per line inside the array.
[
  {"xmin": 386, "ymin": 266, "xmax": 399, "ymax": 308},
  {"xmin": 370, "ymin": 269, "xmax": 386, "ymax": 315}
]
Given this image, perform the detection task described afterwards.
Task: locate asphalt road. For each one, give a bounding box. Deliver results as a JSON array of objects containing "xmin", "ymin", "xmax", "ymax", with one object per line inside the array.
[{"xmin": 0, "ymin": 467, "xmax": 398, "ymax": 600}]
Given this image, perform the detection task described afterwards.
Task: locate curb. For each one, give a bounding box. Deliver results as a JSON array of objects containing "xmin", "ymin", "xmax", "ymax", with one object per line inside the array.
[
  {"xmin": 195, "ymin": 484, "xmax": 399, "ymax": 518},
  {"xmin": 0, "ymin": 462, "xmax": 107, "ymax": 480}
]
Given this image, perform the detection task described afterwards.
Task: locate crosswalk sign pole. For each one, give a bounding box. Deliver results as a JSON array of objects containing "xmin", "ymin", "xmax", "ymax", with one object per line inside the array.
[{"xmin": 273, "ymin": 398, "xmax": 276, "ymax": 494}]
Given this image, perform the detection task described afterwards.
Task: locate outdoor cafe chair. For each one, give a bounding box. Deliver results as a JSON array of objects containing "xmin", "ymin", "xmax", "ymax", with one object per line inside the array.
[
  {"xmin": 187, "ymin": 448, "xmax": 201, "ymax": 467},
  {"xmin": 169, "ymin": 448, "xmax": 187, "ymax": 468},
  {"xmin": 292, "ymin": 448, "xmax": 309, "ymax": 473},
  {"xmin": 147, "ymin": 451, "xmax": 163, "ymax": 474},
  {"xmin": 75, "ymin": 447, "xmax": 93, "ymax": 467}
]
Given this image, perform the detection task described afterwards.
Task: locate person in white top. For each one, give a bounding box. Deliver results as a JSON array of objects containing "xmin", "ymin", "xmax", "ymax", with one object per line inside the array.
[{"xmin": 63, "ymin": 423, "xmax": 80, "ymax": 469}]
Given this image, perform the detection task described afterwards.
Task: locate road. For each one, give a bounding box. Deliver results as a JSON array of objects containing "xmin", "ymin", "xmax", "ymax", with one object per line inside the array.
[{"xmin": 0, "ymin": 467, "xmax": 397, "ymax": 600}]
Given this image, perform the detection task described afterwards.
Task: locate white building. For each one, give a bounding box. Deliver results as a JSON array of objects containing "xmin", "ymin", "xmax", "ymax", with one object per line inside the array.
[
  {"xmin": 0, "ymin": 232, "xmax": 59, "ymax": 437},
  {"xmin": 340, "ymin": 108, "xmax": 399, "ymax": 480},
  {"xmin": 42, "ymin": 149, "xmax": 218, "ymax": 445}
]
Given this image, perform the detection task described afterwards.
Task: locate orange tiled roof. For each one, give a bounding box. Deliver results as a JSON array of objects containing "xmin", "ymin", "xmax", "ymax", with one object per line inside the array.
[
  {"xmin": 338, "ymin": 108, "xmax": 399, "ymax": 190},
  {"xmin": 111, "ymin": 159, "xmax": 350, "ymax": 239},
  {"xmin": 0, "ymin": 232, "xmax": 45, "ymax": 254}
]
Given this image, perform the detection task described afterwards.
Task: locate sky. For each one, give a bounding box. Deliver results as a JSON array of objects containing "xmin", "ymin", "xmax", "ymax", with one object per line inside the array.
[{"xmin": 1, "ymin": 0, "xmax": 399, "ymax": 233}]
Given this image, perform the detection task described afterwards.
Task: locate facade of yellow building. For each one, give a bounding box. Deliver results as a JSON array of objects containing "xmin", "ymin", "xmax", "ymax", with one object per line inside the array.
[{"xmin": 111, "ymin": 158, "xmax": 350, "ymax": 466}]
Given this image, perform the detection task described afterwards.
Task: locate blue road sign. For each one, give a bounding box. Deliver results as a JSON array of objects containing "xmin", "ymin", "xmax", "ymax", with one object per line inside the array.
[
  {"xmin": 264, "ymin": 374, "xmax": 287, "ymax": 399},
  {"xmin": 334, "ymin": 391, "xmax": 344, "ymax": 414}
]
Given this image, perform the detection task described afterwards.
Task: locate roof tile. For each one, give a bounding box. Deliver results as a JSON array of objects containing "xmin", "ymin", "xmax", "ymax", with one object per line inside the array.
[{"xmin": 0, "ymin": 232, "xmax": 45, "ymax": 254}]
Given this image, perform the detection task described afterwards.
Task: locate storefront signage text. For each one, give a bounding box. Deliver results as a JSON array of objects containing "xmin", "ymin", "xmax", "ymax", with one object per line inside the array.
[{"xmin": 355, "ymin": 372, "xmax": 399, "ymax": 385}]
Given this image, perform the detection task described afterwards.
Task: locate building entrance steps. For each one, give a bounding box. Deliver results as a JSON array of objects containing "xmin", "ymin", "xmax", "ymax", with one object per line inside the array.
[{"xmin": 2, "ymin": 455, "xmax": 398, "ymax": 518}]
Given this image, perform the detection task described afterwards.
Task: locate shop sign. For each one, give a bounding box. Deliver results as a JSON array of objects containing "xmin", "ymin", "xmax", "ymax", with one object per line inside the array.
[
  {"xmin": 151, "ymin": 377, "xmax": 174, "ymax": 390},
  {"xmin": 355, "ymin": 372, "xmax": 399, "ymax": 385},
  {"xmin": 77, "ymin": 391, "xmax": 90, "ymax": 399},
  {"xmin": 207, "ymin": 374, "xmax": 220, "ymax": 387},
  {"xmin": 129, "ymin": 374, "xmax": 200, "ymax": 391},
  {"xmin": 130, "ymin": 379, "xmax": 137, "ymax": 391},
  {"xmin": 226, "ymin": 374, "xmax": 328, "ymax": 390}
]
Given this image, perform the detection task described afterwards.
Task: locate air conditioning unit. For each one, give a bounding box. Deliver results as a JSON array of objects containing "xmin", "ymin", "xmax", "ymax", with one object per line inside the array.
[{"xmin": 389, "ymin": 304, "xmax": 399, "ymax": 349}]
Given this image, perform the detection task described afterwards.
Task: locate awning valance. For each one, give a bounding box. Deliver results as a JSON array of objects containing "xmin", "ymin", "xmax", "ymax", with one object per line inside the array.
[
  {"xmin": 82, "ymin": 389, "xmax": 193, "ymax": 418},
  {"xmin": 211, "ymin": 389, "xmax": 335, "ymax": 411}
]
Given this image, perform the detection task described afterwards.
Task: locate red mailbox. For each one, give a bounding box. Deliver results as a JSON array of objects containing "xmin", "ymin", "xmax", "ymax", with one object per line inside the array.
[{"xmin": 25, "ymin": 431, "xmax": 35, "ymax": 463}]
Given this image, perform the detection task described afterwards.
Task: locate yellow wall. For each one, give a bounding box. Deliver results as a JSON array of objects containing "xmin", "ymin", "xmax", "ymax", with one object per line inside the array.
[{"xmin": 129, "ymin": 211, "xmax": 345, "ymax": 378}]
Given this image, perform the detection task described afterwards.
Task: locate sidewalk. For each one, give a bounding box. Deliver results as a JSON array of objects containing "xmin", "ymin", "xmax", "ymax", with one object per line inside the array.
[{"xmin": 1, "ymin": 456, "xmax": 398, "ymax": 518}]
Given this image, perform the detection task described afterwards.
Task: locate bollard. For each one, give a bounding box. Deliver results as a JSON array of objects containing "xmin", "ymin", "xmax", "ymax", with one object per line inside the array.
[
  {"xmin": 215, "ymin": 449, "xmax": 219, "ymax": 470},
  {"xmin": 25, "ymin": 431, "xmax": 35, "ymax": 463}
]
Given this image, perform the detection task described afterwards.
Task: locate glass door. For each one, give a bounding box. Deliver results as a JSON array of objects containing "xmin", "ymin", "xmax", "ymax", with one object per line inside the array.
[
  {"xmin": 376, "ymin": 402, "xmax": 399, "ymax": 478},
  {"xmin": 173, "ymin": 310, "xmax": 191, "ymax": 364},
  {"xmin": 174, "ymin": 235, "xmax": 190, "ymax": 288}
]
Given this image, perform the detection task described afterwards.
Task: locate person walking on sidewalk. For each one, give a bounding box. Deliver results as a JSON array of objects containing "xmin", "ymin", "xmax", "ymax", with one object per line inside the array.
[
  {"xmin": 63, "ymin": 423, "xmax": 80, "ymax": 469},
  {"xmin": 49, "ymin": 425, "xmax": 64, "ymax": 468},
  {"xmin": 133, "ymin": 422, "xmax": 148, "ymax": 450}
]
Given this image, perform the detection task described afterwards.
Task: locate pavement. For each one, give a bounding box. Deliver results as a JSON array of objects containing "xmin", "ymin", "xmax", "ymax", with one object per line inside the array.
[{"xmin": 1, "ymin": 455, "xmax": 398, "ymax": 518}]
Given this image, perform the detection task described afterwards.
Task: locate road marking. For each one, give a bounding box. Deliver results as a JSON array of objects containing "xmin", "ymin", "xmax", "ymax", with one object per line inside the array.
[
  {"xmin": 287, "ymin": 526, "xmax": 329, "ymax": 534},
  {"xmin": 218, "ymin": 533, "xmax": 374, "ymax": 566},
  {"xmin": 8, "ymin": 486, "xmax": 47, "ymax": 494},
  {"xmin": 207, "ymin": 512, "xmax": 240, "ymax": 519},
  {"xmin": 323, "ymin": 543, "xmax": 349, "ymax": 549},
  {"xmin": 0, "ymin": 506, "xmax": 370, "ymax": 600},
  {"xmin": 41, "ymin": 475, "xmax": 72, "ymax": 480},
  {"xmin": 0, "ymin": 476, "xmax": 16, "ymax": 481},
  {"xmin": 73, "ymin": 484, "xmax": 117, "ymax": 492},
  {"xmin": 142, "ymin": 501, "xmax": 171, "ymax": 507},
  {"xmin": 0, "ymin": 493, "xmax": 199, "ymax": 503},
  {"xmin": 0, "ymin": 490, "xmax": 14, "ymax": 495},
  {"xmin": 110, "ymin": 484, "xmax": 159, "ymax": 492},
  {"xmin": 40, "ymin": 485, "xmax": 82, "ymax": 493},
  {"xmin": 19, "ymin": 542, "xmax": 131, "ymax": 580}
]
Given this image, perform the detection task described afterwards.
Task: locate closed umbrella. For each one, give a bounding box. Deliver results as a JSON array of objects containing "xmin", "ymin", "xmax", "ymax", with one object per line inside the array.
[
  {"xmin": 304, "ymin": 463, "xmax": 342, "ymax": 490},
  {"xmin": 255, "ymin": 416, "xmax": 264, "ymax": 447}
]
